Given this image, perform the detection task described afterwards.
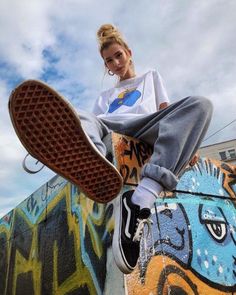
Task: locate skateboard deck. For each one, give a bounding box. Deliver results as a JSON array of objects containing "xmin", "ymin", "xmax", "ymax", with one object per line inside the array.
[{"xmin": 8, "ymin": 80, "xmax": 123, "ymax": 203}]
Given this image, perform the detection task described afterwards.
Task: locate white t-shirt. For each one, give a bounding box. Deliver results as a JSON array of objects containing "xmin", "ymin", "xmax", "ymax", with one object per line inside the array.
[{"xmin": 93, "ymin": 69, "xmax": 169, "ymax": 121}]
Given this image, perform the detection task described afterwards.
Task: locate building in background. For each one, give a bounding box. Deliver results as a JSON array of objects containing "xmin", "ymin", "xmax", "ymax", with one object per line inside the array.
[{"xmin": 199, "ymin": 138, "xmax": 236, "ymax": 165}]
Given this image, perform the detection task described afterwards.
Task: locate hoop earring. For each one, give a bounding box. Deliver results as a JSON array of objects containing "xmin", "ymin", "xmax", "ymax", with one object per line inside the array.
[{"xmin": 108, "ymin": 70, "xmax": 114, "ymax": 76}]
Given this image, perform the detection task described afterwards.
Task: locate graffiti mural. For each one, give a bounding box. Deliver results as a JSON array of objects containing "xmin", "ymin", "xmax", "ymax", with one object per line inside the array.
[
  {"xmin": 125, "ymin": 158, "xmax": 236, "ymax": 294},
  {"xmin": 1, "ymin": 133, "xmax": 235, "ymax": 294},
  {"xmin": 0, "ymin": 174, "xmax": 124, "ymax": 295},
  {"xmin": 112, "ymin": 134, "xmax": 236, "ymax": 294}
]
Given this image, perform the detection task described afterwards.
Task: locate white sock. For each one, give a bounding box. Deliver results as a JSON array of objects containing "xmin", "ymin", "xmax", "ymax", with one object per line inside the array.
[{"xmin": 131, "ymin": 177, "xmax": 163, "ymax": 209}]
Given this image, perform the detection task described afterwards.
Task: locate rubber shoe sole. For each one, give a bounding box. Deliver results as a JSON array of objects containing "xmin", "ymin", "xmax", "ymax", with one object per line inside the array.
[{"xmin": 9, "ymin": 80, "xmax": 123, "ymax": 203}]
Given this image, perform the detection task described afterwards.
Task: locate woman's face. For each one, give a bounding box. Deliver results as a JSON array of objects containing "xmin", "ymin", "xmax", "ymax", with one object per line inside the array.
[{"xmin": 102, "ymin": 43, "xmax": 132, "ymax": 80}]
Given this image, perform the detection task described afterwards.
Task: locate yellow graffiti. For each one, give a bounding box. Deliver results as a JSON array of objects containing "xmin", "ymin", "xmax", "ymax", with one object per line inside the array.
[{"xmin": 0, "ymin": 182, "xmax": 113, "ymax": 295}]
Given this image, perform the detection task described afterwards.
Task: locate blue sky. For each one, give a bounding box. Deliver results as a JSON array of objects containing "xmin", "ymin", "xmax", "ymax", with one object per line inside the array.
[{"xmin": 0, "ymin": 0, "xmax": 236, "ymax": 217}]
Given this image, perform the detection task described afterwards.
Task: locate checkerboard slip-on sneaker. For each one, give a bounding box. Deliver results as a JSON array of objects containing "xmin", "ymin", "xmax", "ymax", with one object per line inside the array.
[
  {"xmin": 112, "ymin": 190, "xmax": 151, "ymax": 274},
  {"xmin": 8, "ymin": 80, "xmax": 123, "ymax": 203}
]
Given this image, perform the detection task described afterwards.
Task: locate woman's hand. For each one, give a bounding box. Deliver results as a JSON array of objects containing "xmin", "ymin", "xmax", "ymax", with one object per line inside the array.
[
  {"xmin": 189, "ymin": 153, "xmax": 200, "ymax": 166},
  {"xmin": 159, "ymin": 102, "xmax": 169, "ymax": 110}
]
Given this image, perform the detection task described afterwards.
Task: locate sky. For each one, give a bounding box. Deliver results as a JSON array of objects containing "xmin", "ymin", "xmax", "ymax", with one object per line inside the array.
[{"xmin": 0, "ymin": 0, "xmax": 236, "ymax": 218}]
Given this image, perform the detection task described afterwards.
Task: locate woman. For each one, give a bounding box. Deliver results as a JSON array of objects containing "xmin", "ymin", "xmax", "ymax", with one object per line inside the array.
[{"xmin": 8, "ymin": 24, "xmax": 213, "ymax": 274}]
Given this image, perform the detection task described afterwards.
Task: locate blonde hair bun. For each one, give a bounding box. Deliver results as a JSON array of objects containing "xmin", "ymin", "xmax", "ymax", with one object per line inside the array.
[
  {"xmin": 97, "ymin": 24, "xmax": 117, "ymax": 39},
  {"xmin": 97, "ymin": 24, "xmax": 129, "ymax": 54}
]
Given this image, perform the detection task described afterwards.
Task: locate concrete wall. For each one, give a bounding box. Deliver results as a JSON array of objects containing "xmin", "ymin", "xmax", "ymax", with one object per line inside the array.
[
  {"xmin": 0, "ymin": 176, "xmax": 124, "ymax": 295},
  {"xmin": 0, "ymin": 133, "xmax": 235, "ymax": 295},
  {"xmin": 114, "ymin": 135, "xmax": 236, "ymax": 295},
  {"xmin": 126, "ymin": 159, "xmax": 236, "ymax": 294}
]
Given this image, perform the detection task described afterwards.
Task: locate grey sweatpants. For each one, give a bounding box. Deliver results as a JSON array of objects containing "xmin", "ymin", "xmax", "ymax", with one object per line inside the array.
[{"xmin": 79, "ymin": 96, "xmax": 213, "ymax": 191}]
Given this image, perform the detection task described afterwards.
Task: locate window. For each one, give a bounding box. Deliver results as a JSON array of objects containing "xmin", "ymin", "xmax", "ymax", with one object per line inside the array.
[
  {"xmin": 219, "ymin": 151, "xmax": 227, "ymax": 161},
  {"xmin": 219, "ymin": 148, "xmax": 236, "ymax": 161},
  {"xmin": 228, "ymin": 149, "xmax": 236, "ymax": 159}
]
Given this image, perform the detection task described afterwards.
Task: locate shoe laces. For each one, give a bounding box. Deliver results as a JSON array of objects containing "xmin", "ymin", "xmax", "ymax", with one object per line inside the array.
[{"xmin": 133, "ymin": 217, "xmax": 153, "ymax": 242}]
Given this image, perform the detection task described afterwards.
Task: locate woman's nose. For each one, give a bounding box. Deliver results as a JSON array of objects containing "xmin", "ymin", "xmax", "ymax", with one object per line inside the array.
[{"xmin": 113, "ymin": 59, "xmax": 120, "ymax": 67}]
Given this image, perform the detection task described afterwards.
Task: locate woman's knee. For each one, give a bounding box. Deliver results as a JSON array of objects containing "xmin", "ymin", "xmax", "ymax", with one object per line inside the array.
[{"xmin": 189, "ymin": 96, "xmax": 213, "ymax": 118}]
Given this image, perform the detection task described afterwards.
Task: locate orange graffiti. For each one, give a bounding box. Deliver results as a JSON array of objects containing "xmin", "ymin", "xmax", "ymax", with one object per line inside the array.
[
  {"xmin": 113, "ymin": 133, "xmax": 152, "ymax": 186},
  {"xmin": 126, "ymin": 256, "xmax": 234, "ymax": 295}
]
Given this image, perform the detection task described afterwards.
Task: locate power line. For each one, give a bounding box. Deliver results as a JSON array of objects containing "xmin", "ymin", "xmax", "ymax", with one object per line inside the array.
[{"xmin": 203, "ymin": 119, "xmax": 236, "ymax": 143}]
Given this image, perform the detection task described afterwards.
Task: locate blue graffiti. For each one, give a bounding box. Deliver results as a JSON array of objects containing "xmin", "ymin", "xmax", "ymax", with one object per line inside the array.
[{"xmin": 149, "ymin": 158, "xmax": 236, "ymax": 290}]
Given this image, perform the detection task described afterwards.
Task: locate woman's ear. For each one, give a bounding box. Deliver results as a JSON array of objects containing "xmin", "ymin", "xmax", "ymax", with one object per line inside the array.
[{"xmin": 128, "ymin": 49, "xmax": 132, "ymax": 57}]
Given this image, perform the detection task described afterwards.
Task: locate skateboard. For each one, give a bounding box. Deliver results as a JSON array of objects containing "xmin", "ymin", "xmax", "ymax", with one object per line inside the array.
[{"xmin": 8, "ymin": 80, "xmax": 123, "ymax": 203}]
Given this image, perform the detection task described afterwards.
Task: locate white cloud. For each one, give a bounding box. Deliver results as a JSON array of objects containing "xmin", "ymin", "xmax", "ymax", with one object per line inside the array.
[{"xmin": 0, "ymin": 0, "xmax": 55, "ymax": 77}]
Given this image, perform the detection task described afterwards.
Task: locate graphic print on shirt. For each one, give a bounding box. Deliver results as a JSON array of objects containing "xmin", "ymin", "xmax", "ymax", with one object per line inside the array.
[{"xmin": 108, "ymin": 88, "xmax": 141, "ymax": 113}]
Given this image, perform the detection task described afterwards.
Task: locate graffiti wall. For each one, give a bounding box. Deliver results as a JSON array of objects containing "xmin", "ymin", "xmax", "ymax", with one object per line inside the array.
[
  {"xmin": 112, "ymin": 134, "xmax": 236, "ymax": 295},
  {"xmin": 0, "ymin": 174, "xmax": 124, "ymax": 295},
  {"xmin": 0, "ymin": 133, "xmax": 235, "ymax": 295}
]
